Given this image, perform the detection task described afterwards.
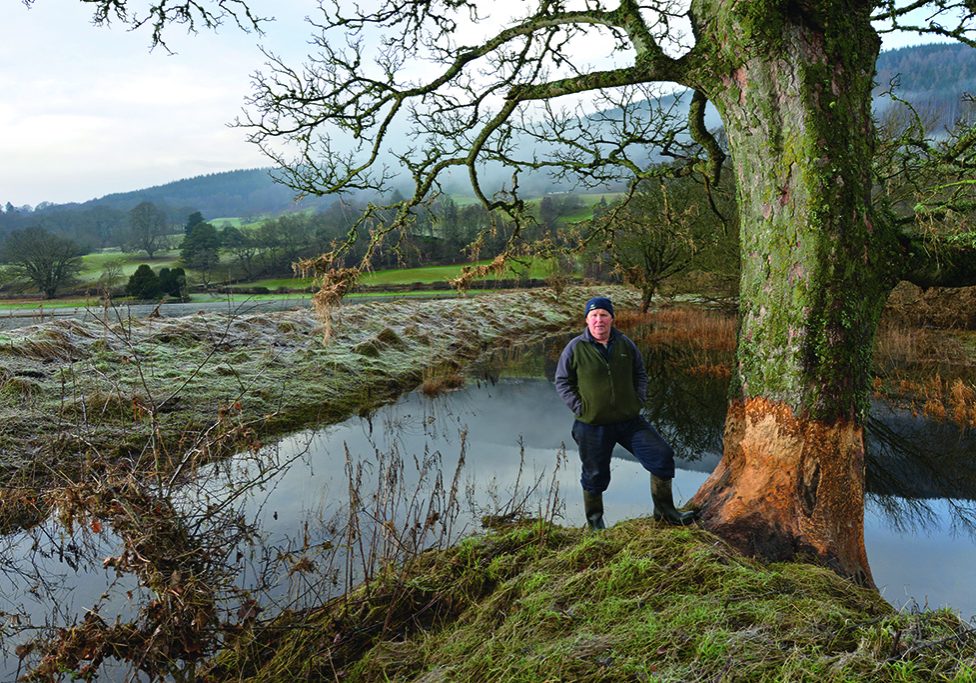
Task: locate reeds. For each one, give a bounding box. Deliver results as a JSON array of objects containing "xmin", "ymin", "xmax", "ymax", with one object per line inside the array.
[
  {"xmin": 881, "ymin": 373, "xmax": 976, "ymax": 428},
  {"xmin": 615, "ymin": 306, "xmax": 737, "ymax": 385},
  {"xmin": 616, "ymin": 306, "xmax": 737, "ymax": 353},
  {"xmin": 873, "ymin": 318, "xmax": 976, "ymax": 429}
]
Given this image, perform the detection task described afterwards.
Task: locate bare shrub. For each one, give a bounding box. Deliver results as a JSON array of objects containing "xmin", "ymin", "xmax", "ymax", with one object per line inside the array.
[{"xmin": 420, "ymin": 366, "xmax": 465, "ymax": 397}]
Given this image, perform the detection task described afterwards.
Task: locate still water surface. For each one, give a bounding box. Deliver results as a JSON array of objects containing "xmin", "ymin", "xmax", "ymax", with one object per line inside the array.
[{"xmin": 2, "ymin": 335, "xmax": 975, "ymax": 678}]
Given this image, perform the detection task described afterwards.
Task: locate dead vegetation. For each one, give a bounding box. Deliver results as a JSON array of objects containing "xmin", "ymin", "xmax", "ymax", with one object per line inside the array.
[
  {"xmin": 884, "ymin": 282, "xmax": 976, "ymax": 331},
  {"xmin": 616, "ymin": 302, "xmax": 976, "ymax": 432},
  {"xmin": 616, "ymin": 306, "xmax": 737, "ymax": 354},
  {"xmin": 873, "ymin": 290, "xmax": 976, "ymax": 427},
  {"xmin": 615, "ymin": 306, "xmax": 738, "ymax": 388},
  {"xmin": 420, "ymin": 363, "xmax": 466, "ymax": 396}
]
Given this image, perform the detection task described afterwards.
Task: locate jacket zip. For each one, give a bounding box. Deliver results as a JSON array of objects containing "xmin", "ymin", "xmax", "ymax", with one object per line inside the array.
[{"xmin": 594, "ymin": 340, "xmax": 615, "ymax": 407}]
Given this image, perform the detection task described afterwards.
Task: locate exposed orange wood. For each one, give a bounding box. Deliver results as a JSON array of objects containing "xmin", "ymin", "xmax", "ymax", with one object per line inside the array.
[{"xmin": 691, "ymin": 397, "xmax": 871, "ymax": 585}]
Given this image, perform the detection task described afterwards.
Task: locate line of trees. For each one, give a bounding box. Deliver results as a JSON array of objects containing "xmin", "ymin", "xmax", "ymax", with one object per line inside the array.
[
  {"xmin": 0, "ymin": 189, "xmax": 613, "ymax": 298},
  {"xmin": 205, "ymin": 196, "xmax": 512, "ymax": 281}
]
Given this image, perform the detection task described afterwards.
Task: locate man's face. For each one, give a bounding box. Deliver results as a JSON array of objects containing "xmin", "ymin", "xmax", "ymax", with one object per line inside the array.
[{"xmin": 586, "ymin": 308, "xmax": 613, "ymax": 342}]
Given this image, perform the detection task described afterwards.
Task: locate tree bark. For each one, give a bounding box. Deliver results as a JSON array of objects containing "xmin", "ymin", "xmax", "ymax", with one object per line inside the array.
[{"xmin": 688, "ymin": 1, "xmax": 893, "ymax": 584}]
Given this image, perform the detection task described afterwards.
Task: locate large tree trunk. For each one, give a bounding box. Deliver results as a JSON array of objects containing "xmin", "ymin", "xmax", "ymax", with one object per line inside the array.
[{"xmin": 688, "ymin": 3, "xmax": 894, "ymax": 584}]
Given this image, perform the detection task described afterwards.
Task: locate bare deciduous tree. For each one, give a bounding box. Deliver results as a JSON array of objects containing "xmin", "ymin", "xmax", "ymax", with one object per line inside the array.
[
  {"xmin": 608, "ymin": 176, "xmax": 731, "ymax": 311},
  {"xmin": 0, "ymin": 226, "xmax": 84, "ymax": 298},
  {"xmin": 127, "ymin": 201, "xmax": 170, "ymax": 259}
]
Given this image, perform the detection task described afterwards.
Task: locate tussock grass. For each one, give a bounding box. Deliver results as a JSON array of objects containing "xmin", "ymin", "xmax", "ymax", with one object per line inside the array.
[
  {"xmin": 60, "ymin": 389, "xmax": 136, "ymax": 420},
  {"xmin": 206, "ymin": 519, "xmax": 976, "ymax": 682},
  {"xmin": 3, "ymin": 324, "xmax": 90, "ymax": 362},
  {"xmin": 0, "ymin": 374, "xmax": 39, "ymax": 402},
  {"xmin": 420, "ymin": 365, "xmax": 466, "ymax": 396}
]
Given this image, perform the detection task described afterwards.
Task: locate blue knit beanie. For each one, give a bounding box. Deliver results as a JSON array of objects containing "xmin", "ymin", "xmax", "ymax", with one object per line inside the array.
[{"xmin": 584, "ymin": 296, "xmax": 614, "ymax": 317}]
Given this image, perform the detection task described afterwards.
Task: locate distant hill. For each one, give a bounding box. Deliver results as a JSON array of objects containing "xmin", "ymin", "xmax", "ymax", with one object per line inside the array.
[
  {"xmin": 80, "ymin": 168, "xmax": 331, "ymax": 219},
  {"xmin": 0, "ymin": 167, "xmax": 339, "ymax": 248},
  {"xmin": 875, "ymin": 42, "xmax": 976, "ymax": 129}
]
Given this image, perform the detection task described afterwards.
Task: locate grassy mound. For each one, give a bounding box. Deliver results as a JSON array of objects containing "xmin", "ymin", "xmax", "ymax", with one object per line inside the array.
[{"xmin": 206, "ymin": 519, "xmax": 976, "ymax": 682}]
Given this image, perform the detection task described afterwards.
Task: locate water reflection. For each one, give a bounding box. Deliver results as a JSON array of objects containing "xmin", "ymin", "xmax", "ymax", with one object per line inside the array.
[{"xmin": 2, "ymin": 333, "xmax": 976, "ymax": 678}]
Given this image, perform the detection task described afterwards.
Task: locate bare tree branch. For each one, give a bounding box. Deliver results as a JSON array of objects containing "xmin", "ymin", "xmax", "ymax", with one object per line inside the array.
[
  {"xmin": 239, "ymin": 1, "xmax": 703, "ymax": 276},
  {"xmin": 688, "ymin": 89, "xmax": 724, "ymax": 185},
  {"xmin": 24, "ymin": 0, "xmax": 265, "ymax": 49},
  {"xmin": 872, "ymin": 0, "xmax": 976, "ymax": 47}
]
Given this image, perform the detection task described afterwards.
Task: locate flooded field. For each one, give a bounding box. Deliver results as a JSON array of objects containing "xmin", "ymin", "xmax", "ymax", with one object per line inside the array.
[{"xmin": 2, "ymin": 319, "xmax": 975, "ymax": 679}]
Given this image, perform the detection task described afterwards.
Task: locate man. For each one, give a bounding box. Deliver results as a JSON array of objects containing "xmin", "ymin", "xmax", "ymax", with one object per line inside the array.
[{"xmin": 554, "ymin": 296, "xmax": 695, "ymax": 529}]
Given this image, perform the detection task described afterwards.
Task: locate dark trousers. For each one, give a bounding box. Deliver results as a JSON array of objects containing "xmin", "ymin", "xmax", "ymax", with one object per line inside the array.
[{"xmin": 571, "ymin": 416, "xmax": 675, "ymax": 494}]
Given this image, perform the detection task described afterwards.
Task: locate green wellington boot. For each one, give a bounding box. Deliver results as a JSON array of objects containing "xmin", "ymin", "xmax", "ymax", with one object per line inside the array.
[
  {"xmin": 582, "ymin": 490, "xmax": 606, "ymax": 530},
  {"xmin": 651, "ymin": 475, "xmax": 696, "ymax": 526}
]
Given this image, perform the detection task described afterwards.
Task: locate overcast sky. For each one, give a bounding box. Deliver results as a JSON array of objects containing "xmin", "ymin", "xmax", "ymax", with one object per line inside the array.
[
  {"xmin": 1, "ymin": 0, "xmax": 312, "ymax": 207},
  {"xmin": 0, "ymin": 2, "xmax": 946, "ymax": 208}
]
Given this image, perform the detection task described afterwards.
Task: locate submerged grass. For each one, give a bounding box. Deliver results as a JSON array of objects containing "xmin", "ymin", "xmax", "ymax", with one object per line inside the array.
[{"xmin": 206, "ymin": 519, "xmax": 976, "ymax": 682}]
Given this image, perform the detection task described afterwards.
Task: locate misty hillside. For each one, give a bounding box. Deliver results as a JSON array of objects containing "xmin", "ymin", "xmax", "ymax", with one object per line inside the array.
[
  {"xmin": 875, "ymin": 42, "xmax": 976, "ymax": 128},
  {"xmin": 87, "ymin": 42, "xmax": 976, "ymax": 214}
]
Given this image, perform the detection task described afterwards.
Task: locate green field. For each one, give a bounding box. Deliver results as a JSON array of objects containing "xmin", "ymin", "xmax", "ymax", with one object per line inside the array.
[
  {"xmin": 208, "ymin": 217, "xmax": 245, "ymax": 228},
  {"xmin": 360, "ymin": 258, "xmax": 556, "ymax": 284},
  {"xmin": 233, "ymin": 258, "xmax": 558, "ymax": 292},
  {"xmin": 77, "ymin": 247, "xmax": 246, "ymax": 287},
  {"xmin": 0, "ymin": 256, "xmax": 553, "ymax": 310},
  {"xmin": 79, "ymin": 249, "xmax": 182, "ymax": 282}
]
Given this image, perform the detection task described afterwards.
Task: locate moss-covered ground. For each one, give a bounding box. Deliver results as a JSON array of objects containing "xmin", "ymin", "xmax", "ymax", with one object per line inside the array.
[{"xmin": 206, "ymin": 519, "xmax": 976, "ymax": 682}]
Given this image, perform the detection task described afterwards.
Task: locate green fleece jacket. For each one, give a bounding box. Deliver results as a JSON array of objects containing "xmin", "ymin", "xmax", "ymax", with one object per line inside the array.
[{"xmin": 554, "ymin": 328, "xmax": 648, "ymax": 425}]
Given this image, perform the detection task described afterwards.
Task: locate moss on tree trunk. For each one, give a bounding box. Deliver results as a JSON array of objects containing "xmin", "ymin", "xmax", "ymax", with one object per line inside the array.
[{"xmin": 689, "ymin": 2, "xmax": 899, "ymax": 582}]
